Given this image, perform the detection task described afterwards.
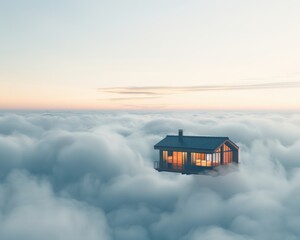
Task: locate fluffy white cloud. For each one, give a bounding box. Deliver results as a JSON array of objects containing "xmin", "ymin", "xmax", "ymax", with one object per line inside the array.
[
  {"xmin": 0, "ymin": 111, "xmax": 300, "ymax": 240},
  {"xmin": 0, "ymin": 170, "xmax": 111, "ymax": 240}
]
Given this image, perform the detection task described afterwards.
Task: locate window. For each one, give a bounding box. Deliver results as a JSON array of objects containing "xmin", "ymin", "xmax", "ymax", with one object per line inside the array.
[
  {"xmin": 162, "ymin": 151, "xmax": 187, "ymax": 169},
  {"xmin": 191, "ymin": 153, "xmax": 213, "ymax": 167},
  {"xmin": 163, "ymin": 151, "xmax": 168, "ymax": 161},
  {"xmin": 212, "ymin": 149, "xmax": 221, "ymax": 166},
  {"xmin": 223, "ymin": 144, "xmax": 233, "ymax": 164}
]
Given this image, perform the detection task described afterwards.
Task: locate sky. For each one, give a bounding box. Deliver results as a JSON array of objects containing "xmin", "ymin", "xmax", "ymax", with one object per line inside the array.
[
  {"xmin": 1, "ymin": 111, "xmax": 300, "ymax": 239},
  {"xmin": 1, "ymin": 1, "xmax": 300, "ymax": 110}
]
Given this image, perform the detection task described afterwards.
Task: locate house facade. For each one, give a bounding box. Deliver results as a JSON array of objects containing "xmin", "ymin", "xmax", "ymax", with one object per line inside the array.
[{"xmin": 154, "ymin": 130, "xmax": 239, "ymax": 174}]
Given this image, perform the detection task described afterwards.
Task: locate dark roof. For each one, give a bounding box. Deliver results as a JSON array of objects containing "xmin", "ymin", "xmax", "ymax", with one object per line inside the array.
[{"xmin": 154, "ymin": 135, "xmax": 235, "ymax": 151}]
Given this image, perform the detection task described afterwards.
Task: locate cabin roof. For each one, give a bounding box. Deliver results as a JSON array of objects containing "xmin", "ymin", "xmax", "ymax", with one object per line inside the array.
[{"xmin": 154, "ymin": 135, "xmax": 237, "ymax": 151}]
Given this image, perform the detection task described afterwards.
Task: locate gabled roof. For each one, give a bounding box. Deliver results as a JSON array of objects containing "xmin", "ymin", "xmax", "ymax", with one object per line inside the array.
[{"xmin": 154, "ymin": 135, "xmax": 237, "ymax": 151}]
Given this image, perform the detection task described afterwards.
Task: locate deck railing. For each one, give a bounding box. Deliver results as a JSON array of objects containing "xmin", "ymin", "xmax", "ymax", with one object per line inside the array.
[{"xmin": 154, "ymin": 161, "xmax": 159, "ymax": 169}]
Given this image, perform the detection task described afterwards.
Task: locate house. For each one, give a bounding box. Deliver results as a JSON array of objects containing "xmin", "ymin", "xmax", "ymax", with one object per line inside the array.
[{"xmin": 153, "ymin": 129, "xmax": 239, "ymax": 174}]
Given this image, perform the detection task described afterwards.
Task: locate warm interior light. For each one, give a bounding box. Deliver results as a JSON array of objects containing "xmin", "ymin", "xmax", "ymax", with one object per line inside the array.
[{"xmin": 162, "ymin": 151, "xmax": 187, "ymax": 169}]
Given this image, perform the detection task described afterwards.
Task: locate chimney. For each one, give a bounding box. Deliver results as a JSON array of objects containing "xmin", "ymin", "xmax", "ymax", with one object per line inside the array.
[{"xmin": 178, "ymin": 129, "xmax": 183, "ymax": 140}]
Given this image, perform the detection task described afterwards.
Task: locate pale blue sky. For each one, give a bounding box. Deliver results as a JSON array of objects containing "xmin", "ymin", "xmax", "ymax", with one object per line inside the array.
[{"xmin": 1, "ymin": 1, "xmax": 300, "ymax": 109}]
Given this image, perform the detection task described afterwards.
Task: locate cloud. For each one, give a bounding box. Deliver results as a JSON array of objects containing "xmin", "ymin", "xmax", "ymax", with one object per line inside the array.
[
  {"xmin": 0, "ymin": 111, "xmax": 300, "ymax": 239},
  {"xmin": 104, "ymin": 91, "xmax": 158, "ymax": 95},
  {"xmin": 98, "ymin": 81, "xmax": 300, "ymax": 100},
  {"xmin": 98, "ymin": 96, "xmax": 160, "ymax": 102},
  {"xmin": 0, "ymin": 171, "xmax": 111, "ymax": 240}
]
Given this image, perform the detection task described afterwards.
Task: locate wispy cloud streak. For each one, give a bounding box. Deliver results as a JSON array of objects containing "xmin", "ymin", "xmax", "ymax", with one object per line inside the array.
[
  {"xmin": 98, "ymin": 96, "xmax": 160, "ymax": 101},
  {"xmin": 98, "ymin": 81, "xmax": 300, "ymax": 98}
]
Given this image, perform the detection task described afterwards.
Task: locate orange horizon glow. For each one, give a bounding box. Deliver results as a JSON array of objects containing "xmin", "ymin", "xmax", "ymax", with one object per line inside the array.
[
  {"xmin": 1, "ymin": 103, "xmax": 300, "ymax": 112},
  {"xmin": 2, "ymin": 78, "xmax": 300, "ymax": 111}
]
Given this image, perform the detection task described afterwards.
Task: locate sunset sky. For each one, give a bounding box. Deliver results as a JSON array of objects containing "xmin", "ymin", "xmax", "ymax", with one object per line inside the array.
[{"xmin": 1, "ymin": 0, "xmax": 300, "ymax": 110}]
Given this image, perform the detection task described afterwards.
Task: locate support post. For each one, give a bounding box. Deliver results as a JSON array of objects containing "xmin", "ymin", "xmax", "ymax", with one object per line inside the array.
[{"xmin": 221, "ymin": 146, "xmax": 224, "ymax": 165}]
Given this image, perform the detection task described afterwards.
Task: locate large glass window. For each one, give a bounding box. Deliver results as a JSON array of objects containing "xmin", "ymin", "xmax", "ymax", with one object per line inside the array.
[
  {"xmin": 223, "ymin": 144, "xmax": 233, "ymax": 164},
  {"xmin": 162, "ymin": 151, "xmax": 187, "ymax": 169},
  {"xmin": 191, "ymin": 153, "xmax": 213, "ymax": 167},
  {"xmin": 212, "ymin": 148, "xmax": 221, "ymax": 166}
]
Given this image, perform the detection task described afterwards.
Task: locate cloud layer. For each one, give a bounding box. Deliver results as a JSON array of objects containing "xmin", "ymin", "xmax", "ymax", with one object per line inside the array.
[{"xmin": 0, "ymin": 111, "xmax": 300, "ymax": 240}]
